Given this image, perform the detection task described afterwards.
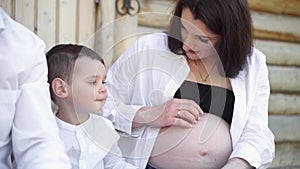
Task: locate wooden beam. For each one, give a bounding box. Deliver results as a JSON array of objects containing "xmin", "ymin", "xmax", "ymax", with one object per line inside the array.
[
  {"xmin": 248, "ymin": 0, "xmax": 300, "ymax": 17},
  {"xmin": 269, "ymin": 94, "xmax": 300, "ymax": 115},
  {"xmin": 254, "ymin": 29, "xmax": 300, "ymax": 44},
  {"xmin": 138, "ymin": 1, "xmax": 300, "ymax": 43},
  {"xmin": 255, "ymin": 40, "xmax": 300, "ymax": 66},
  {"xmin": 138, "ymin": 12, "xmax": 170, "ymax": 29},
  {"xmin": 270, "ymin": 142, "xmax": 300, "ymax": 168},
  {"xmin": 268, "ymin": 65, "xmax": 300, "ymax": 93},
  {"xmin": 139, "ymin": 0, "xmax": 174, "ymax": 29},
  {"xmin": 269, "ymin": 115, "xmax": 300, "ymax": 142},
  {"xmin": 138, "ymin": 25, "xmax": 165, "ymax": 35},
  {"xmin": 140, "ymin": 0, "xmax": 175, "ymax": 13},
  {"xmin": 252, "ymin": 11, "xmax": 300, "ymax": 43}
]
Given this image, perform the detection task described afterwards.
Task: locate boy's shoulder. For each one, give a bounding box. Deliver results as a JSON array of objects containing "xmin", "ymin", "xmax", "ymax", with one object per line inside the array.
[
  {"xmin": 88, "ymin": 113, "xmax": 117, "ymax": 131},
  {"xmin": 84, "ymin": 114, "xmax": 120, "ymax": 149}
]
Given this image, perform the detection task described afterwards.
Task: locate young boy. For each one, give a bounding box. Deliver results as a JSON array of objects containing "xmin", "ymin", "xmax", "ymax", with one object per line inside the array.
[{"xmin": 46, "ymin": 44, "xmax": 136, "ymax": 169}]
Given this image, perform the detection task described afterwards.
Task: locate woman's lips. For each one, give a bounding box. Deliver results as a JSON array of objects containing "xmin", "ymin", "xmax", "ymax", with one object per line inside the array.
[{"xmin": 187, "ymin": 50, "xmax": 196, "ymax": 55}]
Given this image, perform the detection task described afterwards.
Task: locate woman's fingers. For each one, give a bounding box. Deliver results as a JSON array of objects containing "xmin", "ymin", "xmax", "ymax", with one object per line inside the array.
[
  {"xmin": 172, "ymin": 117, "xmax": 193, "ymax": 128},
  {"xmin": 140, "ymin": 98, "xmax": 204, "ymax": 128},
  {"xmin": 176, "ymin": 110, "xmax": 197, "ymax": 124},
  {"xmin": 173, "ymin": 99, "xmax": 203, "ymax": 120}
]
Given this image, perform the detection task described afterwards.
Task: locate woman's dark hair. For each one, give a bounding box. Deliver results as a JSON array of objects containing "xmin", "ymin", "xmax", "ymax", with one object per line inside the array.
[
  {"xmin": 46, "ymin": 44, "xmax": 104, "ymax": 101},
  {"xmin": 168, "ymin": 0, "xmax": 253, "ymax": 78}
]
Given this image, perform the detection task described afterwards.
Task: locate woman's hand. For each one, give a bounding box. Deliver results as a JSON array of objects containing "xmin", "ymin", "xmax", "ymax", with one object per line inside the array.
[
  {"xmin": 133, "ymin": 98, "xmax": 203, "ymax": 128},
  {"xmin": 221, "ymin": 158, "xmax": 254, "ymax": 169}
]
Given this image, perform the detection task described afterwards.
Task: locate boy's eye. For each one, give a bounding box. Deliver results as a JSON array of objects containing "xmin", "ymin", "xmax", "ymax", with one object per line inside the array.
[{"xmin": 90, "ymin": 81, "xmax": 97, "ymax": 85}]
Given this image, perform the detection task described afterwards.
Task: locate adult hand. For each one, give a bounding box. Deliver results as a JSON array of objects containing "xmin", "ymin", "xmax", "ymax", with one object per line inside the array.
[{"xmin": 133, "ymin": 98, "xmax": 203, "ymax": 128}]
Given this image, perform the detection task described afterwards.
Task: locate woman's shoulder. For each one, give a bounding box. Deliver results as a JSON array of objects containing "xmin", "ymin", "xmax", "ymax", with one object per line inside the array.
[
  {"xmin": 137, "ymin": 32, "xmax": 169, "ymax": 49},
  {"xmin": 247, "ymin": 48, "xmax": 267, "ymax": 66}
]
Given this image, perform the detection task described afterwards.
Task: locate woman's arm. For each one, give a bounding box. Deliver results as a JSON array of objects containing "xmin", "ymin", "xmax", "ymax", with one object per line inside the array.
[
  {"xmin": 101, "ymin": 34, "xmax": 202, "ymax": 134},
  {"xmin": 226, "ymin": 52, "xmax": 275, "ymax": 169},
  {"xmin": 222, "ymin": 158, "xmax": 254, "ymax": 169}
]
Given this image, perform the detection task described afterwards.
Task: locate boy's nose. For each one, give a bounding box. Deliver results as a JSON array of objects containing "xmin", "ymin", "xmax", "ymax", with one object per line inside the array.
[{"xmin": 98, "ymin": 85, "xmax": 106, "ymax": 93}]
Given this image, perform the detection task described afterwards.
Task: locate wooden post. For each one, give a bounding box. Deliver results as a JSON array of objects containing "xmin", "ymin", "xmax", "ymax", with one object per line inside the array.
[
  {"xmin": 77, "ymin": 0, "xmax": 96, "ymax": 49},
  {"xmin": 95, "ymin": 0, "xmax": 115, "ymax": 67},
  {"xmin": 114, "ymin": 14, "xmax": 138, "ymax": 63},
  {"xmin": 36, "ymin": 0, "xmax": 56, "ymax": 51},
  {"xmin": 0, "ymin": 0, "xmax": 14, "ymax": 17},
  {"xmin": 15, "ymin": 0, "xmax": 35, "ymax": 32},
  {"xmin": 57, "ymin": 0, "xmax": 77, "ymax": 44}
]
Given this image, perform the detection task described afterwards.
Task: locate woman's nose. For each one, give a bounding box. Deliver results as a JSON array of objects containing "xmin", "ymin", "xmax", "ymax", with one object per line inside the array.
[{"xmin": 183, "ymin": 34, "xmax": 196, "ymax": 50}]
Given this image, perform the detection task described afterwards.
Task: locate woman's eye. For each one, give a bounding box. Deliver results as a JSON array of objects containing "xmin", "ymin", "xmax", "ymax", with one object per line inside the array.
[{"xmin": 198, "ymin": 36, "xmax": 209, "ymax": 44}]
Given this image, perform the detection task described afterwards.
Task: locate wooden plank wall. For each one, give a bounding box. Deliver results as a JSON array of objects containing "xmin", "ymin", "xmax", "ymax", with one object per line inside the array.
[
  {"xmin": 1, "ymin": 0, "xmax": 299, "ymax": 168},
  {"xmin": 0, "ymin": 0, "xmax": 96, "ymax": 51}
]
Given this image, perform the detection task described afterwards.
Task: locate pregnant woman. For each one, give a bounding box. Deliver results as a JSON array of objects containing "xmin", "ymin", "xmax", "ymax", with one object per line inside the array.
[{"xmin": 102, "ymin": 0, "xmax": 275, "ymax": 168}]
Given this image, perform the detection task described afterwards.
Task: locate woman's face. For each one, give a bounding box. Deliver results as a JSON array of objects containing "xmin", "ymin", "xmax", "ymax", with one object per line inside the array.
[{"xmin": 180, "ymin": 8, "xmax": 220, "ymax": 61}]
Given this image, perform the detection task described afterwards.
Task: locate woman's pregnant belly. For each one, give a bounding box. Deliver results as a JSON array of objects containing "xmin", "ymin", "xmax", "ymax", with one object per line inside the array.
[{"xmin": 149, "ymin": 113, "xmax": 232, "ymax": 169}]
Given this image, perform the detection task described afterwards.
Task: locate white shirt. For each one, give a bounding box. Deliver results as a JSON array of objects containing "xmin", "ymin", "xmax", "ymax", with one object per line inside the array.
[
  {"xmin": 102, "ymin": 33, "xmax": 275, "ymax": 169},
  {"xmin": 0, "ymin": 8, "xmax": 71, "ymax": 169},
  {"xmin": 56, "ymin": 113, "xmax": 137, "ymax": 169}
]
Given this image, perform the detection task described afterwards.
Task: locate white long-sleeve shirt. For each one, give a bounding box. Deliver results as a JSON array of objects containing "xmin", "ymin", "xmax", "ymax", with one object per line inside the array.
[
  {"xmin": 0, "ymin": 8, "xmax": 70, "ymax": 169},
  {"xmin": 102, "ymin": 33, "xmax": 275, "ymax": 169},
  {"xmin": 56, "ymin": 113, "xmax": 137, "ymax": 169}
]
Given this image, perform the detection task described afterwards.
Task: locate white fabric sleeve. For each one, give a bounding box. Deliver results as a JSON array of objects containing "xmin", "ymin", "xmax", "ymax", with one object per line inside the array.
[
  {"xmin": 101, "ymin": 36, "xmax": 147, "ymax": 135},
  {"xmin": 103, "ymin": 144, "xmax": 137, "ymax": 169},
  {"xmin": 11, "ymin": 41, "xmax": 71, "ymax": 169},
  {"xmin": 229, "ymin": 54, "xmax": 275, "ymax": 169}
]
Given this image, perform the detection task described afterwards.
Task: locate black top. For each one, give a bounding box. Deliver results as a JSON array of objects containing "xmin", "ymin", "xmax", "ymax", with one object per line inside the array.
[{"xmin": 174, "ymin": 81, "xmax": 235, "ymax": 125}]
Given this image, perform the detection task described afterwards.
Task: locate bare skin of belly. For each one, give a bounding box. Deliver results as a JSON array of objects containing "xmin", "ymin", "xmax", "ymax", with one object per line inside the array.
[{"xmin": 149, "ymin": 113, "xmax": 233, "ymax": 169}]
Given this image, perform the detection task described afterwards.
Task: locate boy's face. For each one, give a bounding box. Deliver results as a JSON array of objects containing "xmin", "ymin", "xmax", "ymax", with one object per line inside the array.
[{"xmin": 70, "ymin": 56, "xmax": 107, "ymax": 114}]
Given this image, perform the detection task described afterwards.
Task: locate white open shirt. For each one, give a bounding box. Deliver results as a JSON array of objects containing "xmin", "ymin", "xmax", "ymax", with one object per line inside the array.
[{"xmin": 0, "ymin": 8, "xmax": 70, "ymax": 169}]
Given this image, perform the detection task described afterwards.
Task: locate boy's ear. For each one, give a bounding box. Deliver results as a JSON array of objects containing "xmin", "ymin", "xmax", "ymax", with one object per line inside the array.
[{"xmin": 51, "ymin": 78, "xmax": 69, "ymax": 99}]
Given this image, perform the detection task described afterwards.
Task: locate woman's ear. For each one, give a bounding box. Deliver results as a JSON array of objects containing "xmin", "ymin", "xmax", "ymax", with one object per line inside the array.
[{"xmin": 52, "ymin": 78, "xmax": 69, "ymax": 99}]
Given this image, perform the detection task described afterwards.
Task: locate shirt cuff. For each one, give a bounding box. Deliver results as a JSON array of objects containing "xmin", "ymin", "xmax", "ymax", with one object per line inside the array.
[
  {"xmin": 113, "ymin": 104, "xmax": 143, "ymax": 135},
  {"xmin": 229, "ymin": 142, "xmax": 262, "ymax": 168}
]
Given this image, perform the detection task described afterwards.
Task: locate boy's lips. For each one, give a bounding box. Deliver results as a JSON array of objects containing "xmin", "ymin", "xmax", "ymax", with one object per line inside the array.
[{"xmin": 96, "ymin": 98, "xmax": 106, "ymax": 102}]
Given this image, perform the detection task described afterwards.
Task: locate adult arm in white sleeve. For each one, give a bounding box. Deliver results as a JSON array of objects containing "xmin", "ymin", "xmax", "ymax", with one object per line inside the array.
[
  {"xmin": 229, "ymin": 54, "xmax": 275, "ymax": 169},
  {"xmin": 11, "ymin": 40, "xmax": 71, "ymax": 169}
]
